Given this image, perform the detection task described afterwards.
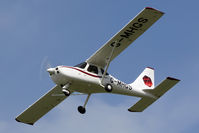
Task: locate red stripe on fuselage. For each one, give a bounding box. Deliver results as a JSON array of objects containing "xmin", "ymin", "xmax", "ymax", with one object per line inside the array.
[{"xmin": 62, "ymin": 66, "xmax": 101, "ymax": 78}]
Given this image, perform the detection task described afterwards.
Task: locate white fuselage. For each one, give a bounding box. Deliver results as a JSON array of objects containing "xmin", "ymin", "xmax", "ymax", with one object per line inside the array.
[{"xmin": 49, "ymin": 64, "xmax": 147, "ymax": 98}]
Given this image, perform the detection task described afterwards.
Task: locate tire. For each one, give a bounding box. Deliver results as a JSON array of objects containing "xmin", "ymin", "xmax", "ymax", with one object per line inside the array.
[
  {"xmin": 78, "ymin": 106, "xmax": 86, "ymax": 114},
  {"xmin": 105, "ymin": 84, "xmax": 113, "ymax": 92}
]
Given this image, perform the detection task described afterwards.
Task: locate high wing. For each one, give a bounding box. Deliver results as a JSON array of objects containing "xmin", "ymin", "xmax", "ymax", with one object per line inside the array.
[
  {"xmin": 15, "ymin": 86, "xmax": 71, "ymax": 125},
  {"xmin": 86, "ymin": 7, "xmax": 164, "ymax": 68}
]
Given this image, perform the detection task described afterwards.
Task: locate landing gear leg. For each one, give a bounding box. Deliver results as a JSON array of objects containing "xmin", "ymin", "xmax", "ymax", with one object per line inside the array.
[{"xmin": 78, "ymin": 94, "xmax": 91, "ymax": 114}]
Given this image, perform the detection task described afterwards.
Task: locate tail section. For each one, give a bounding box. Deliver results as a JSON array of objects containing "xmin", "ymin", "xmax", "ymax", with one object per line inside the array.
[
  {"xmin": 130, "ymin": 67, "xmax": 155, "ymax": 90},
  {"xmin": 128, "ymin": 77, "xmax": 180, "ymax": 112},
  {"xmin": 127, "ymin": 67, "xmax": 180, "ymax": 112}
]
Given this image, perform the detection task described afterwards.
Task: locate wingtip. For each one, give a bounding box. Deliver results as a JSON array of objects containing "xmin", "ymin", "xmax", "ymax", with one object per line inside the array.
[
  {"xmin": 167, "ymin": 77, "xmax": 180, "ymax": 81},
  {"xmin": 128, "ymin": 109, "xmax": 141, "ymax": 112},
  {"xmin": 15, "ymin": 118, "xmax": 34, "ymax": 126},
  {"xmin": 145, "ymin": 7, "xmax": 165, "ymax": 14},
  {"xmin": 27, "ymin": 122, "xmax": 34, "ymax": 126},
  {"xmin": 15, "ymin": 118, "xmax": 21, "ymax": 122}
]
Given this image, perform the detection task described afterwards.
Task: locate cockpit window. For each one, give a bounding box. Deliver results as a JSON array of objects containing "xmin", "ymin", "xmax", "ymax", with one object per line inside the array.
[
  {"xmin": 101, "ymin": 68, "xmax": 109, "ymax": 75},
  {"xmin": 87, "ymin": 65, "xmax": 98, "ymax": 74},
  {"xmin": 74, "ymin": 62, "xmax": 87, "ymax": 69}
]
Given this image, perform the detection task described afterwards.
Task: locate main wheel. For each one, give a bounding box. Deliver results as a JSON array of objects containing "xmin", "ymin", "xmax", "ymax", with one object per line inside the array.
[
  {"xmin": 78, "ymin": 106, "xmax": 86, "ymax": 114},
  {"xmin": 62, "ymin": 89, "xmax": 70, "ymax": 96},
  {"xmin": 105, "ymin": 84, "xmax": 113, "ymax": 92}
]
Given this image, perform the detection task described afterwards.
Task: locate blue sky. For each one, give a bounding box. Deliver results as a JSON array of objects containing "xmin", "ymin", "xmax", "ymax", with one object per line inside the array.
[{"xmin": 0, "ymin": 0, "xmax": 199, "ymax": 132}]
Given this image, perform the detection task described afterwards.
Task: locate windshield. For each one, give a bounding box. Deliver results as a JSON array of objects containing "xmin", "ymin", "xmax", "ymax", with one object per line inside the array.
[{"xmin": 74, "ymin": 62, "xmax": 87, "ymax": 69}]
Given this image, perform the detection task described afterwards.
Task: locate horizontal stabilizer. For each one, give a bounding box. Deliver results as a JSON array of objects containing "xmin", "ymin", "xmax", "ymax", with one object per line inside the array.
[
  {"xmin": 128, "ymin": 77, "xmax": 180, "ymax": 112},
  {"xmin": 128, "ymin": 97, "xmax": 155, "ymax": 112}
]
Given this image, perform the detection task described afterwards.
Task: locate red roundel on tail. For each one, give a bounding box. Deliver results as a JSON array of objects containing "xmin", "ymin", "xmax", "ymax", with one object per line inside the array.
[{"xmin": 143, "ymin": 76, "xmax": 152, "ymax": 87}]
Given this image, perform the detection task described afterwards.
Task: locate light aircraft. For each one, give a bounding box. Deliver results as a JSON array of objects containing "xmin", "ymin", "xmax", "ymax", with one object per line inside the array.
[{"xmin": 16, "ymin": 7, "xmax": 180, "ymax": 125}]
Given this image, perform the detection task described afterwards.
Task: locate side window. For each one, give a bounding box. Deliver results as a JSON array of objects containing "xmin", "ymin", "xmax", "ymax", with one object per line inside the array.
[
  {"xmin": 101, "ymin": 68, "xmax": 109, "ymax": 75},
  {"xmin": 87, "ymin": 65, "xmax": 98, "ymax": 74},
  {"xmin": 74, "ymin": 62, "xmax": 87, "ymax": 69}
]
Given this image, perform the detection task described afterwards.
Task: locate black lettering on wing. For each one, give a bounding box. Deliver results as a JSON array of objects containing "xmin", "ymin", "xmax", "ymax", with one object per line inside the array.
[
  {"xmin": 138, "ymin": 17, "xmax": 148, "ymax": 23},
  {"xmin": 120, "ymin": 31, "xmax": 133, "ymax": 38},
  {"xmin": 128, "ymin": 26, "xmax": 138, "ymax": 33},
  {"xmin": 119, "ymin": 38, "xmax": 124, "ymax": 42},
  {"xmin": 119, "ymin": 17, "xmax": 148, "ymax": 41},
  {"xmin": 133, "ymin": 23, "xmax": 142, "ymax": 28},
  {"xmin": 110, "ymin": 42, "xmax": 121, "ymax": 47}
]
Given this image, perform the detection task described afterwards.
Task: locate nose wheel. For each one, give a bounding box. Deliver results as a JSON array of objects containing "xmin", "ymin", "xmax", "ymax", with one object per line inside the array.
[
  {"xmin": 78, "ymin": 106, "xmax": 86, "ymax": 114},
  {"xmin": 77, "ymin": 94, "xmax": 91, "ymax": 114},
  {"xmin": 61, "ymin": 83, "xmax": 91, "ymax": 114}
]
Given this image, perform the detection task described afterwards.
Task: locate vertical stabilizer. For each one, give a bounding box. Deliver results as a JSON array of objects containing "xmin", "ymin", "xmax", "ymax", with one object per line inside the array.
[{"xmin": 130, "ymin": 67, "xmax": 154, "ymax": 90}]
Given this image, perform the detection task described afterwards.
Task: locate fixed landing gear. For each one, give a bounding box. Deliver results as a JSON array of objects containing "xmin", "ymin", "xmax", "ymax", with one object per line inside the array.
[
  {"xmin": 61, "ymin": 83, "xmax": 71, "ymax": 96},
  {"xmin": 105, "ymin": 84, "xmax": 113, "ymax": 92},
  {"xmin": 62, "ymin": 89, "xmax": 70, "ymax": 96},
  {"xmin": 60, "ymin": 83, "xmax": 91, "ymax": 114},
  {"xmin": 78, "ymin": 106, "xmax": 86, "ymax": 114},
  {"xmin": 77, "ymin": 94, "xmax": 91, "ymax": 114}
]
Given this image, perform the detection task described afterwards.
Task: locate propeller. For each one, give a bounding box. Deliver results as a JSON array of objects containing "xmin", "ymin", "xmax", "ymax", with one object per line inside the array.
[{"xmin": 39, "ymin": 56, "xmax": 52, "ymax": 80}]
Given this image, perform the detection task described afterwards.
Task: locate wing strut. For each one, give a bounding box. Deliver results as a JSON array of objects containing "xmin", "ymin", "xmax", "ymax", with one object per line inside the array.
[
  {"xmin": 86, "ymin": 7, "xmax": 164, "ymax": 68},
  {"xmin": 101, "ymin": 42, "xmax": 117, "ymax": 85}
]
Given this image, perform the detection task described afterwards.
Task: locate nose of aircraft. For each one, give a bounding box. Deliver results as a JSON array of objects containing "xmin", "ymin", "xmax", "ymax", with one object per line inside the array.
[{"xmin": 47, "ymin": 68, "xmax": 55, "ymax": 75}]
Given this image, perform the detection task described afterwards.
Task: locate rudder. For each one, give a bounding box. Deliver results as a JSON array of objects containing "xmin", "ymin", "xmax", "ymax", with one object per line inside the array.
[{"xmin": 130, "ymin": 67, "xmax": 155, "ymax": 90}]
